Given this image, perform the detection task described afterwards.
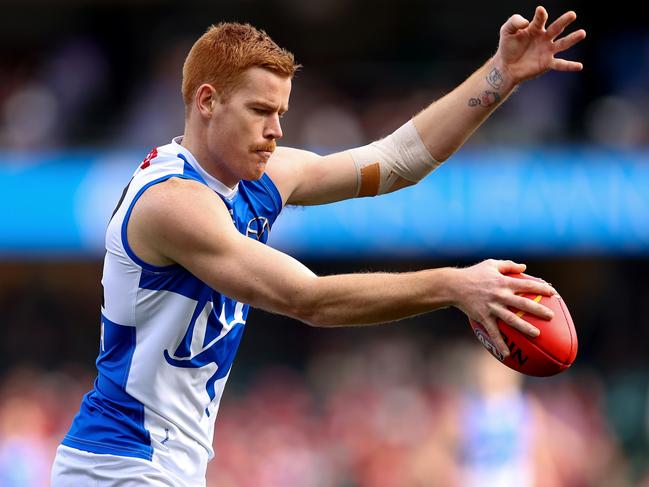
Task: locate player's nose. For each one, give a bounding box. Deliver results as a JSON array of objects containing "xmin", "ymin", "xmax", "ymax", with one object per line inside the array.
[{"xmin": 264, "ymin": 114, "xmax": 283, "ymax": 140}]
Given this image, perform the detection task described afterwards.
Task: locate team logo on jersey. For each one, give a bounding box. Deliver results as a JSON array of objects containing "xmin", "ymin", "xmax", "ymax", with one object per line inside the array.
[
  {"xmin": 163, "ymin": 299, "xmax": 247, "ymax": 416},
  {"xmin": 246, "ymin": 216, "xmax": 269, "ymax": 240}
]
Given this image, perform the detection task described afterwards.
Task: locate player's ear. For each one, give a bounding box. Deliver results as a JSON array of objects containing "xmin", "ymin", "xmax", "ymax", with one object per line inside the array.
[{"xmin": 195, "ymin": 84, "xmax": 220, "ymax": 118}]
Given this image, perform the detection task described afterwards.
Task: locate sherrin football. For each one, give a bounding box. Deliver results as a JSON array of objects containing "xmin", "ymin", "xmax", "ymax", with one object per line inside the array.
[{"xmin": 469, "ymin": 273, "xmax": 578, "ymax": 377}]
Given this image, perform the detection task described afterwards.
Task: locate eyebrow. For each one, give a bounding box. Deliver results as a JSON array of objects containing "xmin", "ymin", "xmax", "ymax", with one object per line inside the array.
[{"xmin": 249, "ymin": 100, "xmax": 289, "ymax": 114}]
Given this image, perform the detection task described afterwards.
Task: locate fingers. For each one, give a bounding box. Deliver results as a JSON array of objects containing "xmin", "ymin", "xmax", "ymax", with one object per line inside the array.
[
  {"xmin": 546, "ymin": 10, "xmax": 577, "ymax": 39},
  {"xmin": 495, "ymin": 260, "xmax": 526, "ymax": 274},
  {"xmin": 503, "ymin": 294, "xmax": 554, "ymax": 321},
  {"xmin": 551, "ymin": 58, "xmax": 584, "ymax": 72},
  {"xmin": 506, "ymin": 274, "xmax": 557, "ymax": 296},
  {"xmin": 530, "ymin": 5, "xmax": 549, "ymax": 30},
  {"xmin": 545, "ymin": 10, "xmax": 586, "ymax": 73},
  {"xmin": 491, "ymin": 304, "xmax": 541, "ymax": 337},
  {"xmin": 553, "ymin": 29, "xmax": 587, "ymax": 53},
  {"xmin": 481, "ymin": 316, "xmax": 511, "ymax": 358},
  {"xmin": 503, "ymin": 14, "xmax": 530, "ymax": 35}
]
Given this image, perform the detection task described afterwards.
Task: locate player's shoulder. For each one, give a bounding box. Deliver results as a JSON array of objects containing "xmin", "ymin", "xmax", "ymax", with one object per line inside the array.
[
  {"xmin": 131, "ymin": 176, "xmax": 232, "ymax": 250},
  {"xmin": 265, "ymin": 146, "xmax": 322, "ymax": 199},
  {"xmin": 141, "ymin": 176, "xmax": 219, "ymax": 210}
]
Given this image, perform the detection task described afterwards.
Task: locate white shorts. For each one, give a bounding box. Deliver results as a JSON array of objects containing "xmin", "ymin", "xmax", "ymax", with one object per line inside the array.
[{"xmin": 51, "ymin": 444, "xmax": 205, "ymax": 487}]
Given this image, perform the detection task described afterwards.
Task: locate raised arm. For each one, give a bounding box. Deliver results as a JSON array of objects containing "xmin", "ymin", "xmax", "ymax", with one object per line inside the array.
[
  {"xmin": 414, "ymin": 6, "xmax": 585, "ymax": 161},
  {"xmin": 267, "ymin": 6, "xmax": 585, "ymax": 206},
  {"xmin": 127, "ymin": 177, "xmax": 556, "ymax": 356}
]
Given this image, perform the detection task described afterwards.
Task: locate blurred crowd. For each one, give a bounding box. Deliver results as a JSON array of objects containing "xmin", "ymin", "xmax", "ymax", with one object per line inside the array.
[
  {"xmin": 2, "ymin": 35, "xmax": 648, "ymax": 153},
  {"xmin": 0, "ymin": 337, "xmax": 647, "ymax": 487},
  {"xmin": 0, "ymin": 2, "xmax": 648, "ymax": 153}
]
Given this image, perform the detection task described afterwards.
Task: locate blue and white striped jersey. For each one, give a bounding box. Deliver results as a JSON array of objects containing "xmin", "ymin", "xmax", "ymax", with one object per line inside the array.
[
  {"xmin": 461, "ymin": 391, "xmax": 534, "ymax": 486},
  {"xmin": 62, "ymin": 137, "xmax": 283, "ymax": 484}
]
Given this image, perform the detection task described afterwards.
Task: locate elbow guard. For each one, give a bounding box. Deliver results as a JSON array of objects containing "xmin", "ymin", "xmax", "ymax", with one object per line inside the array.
[{"xmin": 348, "ymin": 120, "xmax": 441, "ymax": 197}]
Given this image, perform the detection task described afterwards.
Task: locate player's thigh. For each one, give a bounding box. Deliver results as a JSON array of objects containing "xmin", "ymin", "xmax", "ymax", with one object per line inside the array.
[{"xmin": 51, "ymin": 445, "xmax": 176, "ymax": 487}]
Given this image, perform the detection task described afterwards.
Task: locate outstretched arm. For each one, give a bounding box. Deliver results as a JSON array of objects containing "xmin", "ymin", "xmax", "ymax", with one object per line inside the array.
[
  {"xmin": 127, "ymin": 177, "xmax": 556, "ymax": 357},
  {"xmin": 414, "ymin": 6, "xmax": 586, "ymax": 161},
  {"xmin": 267, "ymin": 6, "xmax": 585, "ymax": 206}
]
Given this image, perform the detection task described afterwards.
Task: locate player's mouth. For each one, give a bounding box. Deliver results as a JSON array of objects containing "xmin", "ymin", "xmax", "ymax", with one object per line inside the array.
[
  {"xmin": 251, "ymin": 142, "xmax": 276, "ymax": 163},
  {"xmin": 256, "ymin": 150, "xmax": 273, "ymax": 161}
]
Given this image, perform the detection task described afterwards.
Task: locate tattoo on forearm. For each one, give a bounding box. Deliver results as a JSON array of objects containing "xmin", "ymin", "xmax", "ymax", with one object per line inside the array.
[
  {"xmin": 486, "ymin": 68, "xmax": 504, "ymax": 89},
  {"xmin": 468, "ymin": 91, "xmax": 502, "ymax": 108},
  {"xmin": 468, "ymin": 67, "xmax": 505, "ymax": 107}
]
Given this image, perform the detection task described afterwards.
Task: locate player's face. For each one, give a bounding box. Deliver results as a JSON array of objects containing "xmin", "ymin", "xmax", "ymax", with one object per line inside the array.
[{"xmin": 207, "ymin": 67, "xmax": 291, "ymax": 184}]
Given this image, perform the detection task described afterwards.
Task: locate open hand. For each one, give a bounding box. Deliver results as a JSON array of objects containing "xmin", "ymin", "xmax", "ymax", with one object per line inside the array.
[{"xmin": 495, "ymin": 6, "xmax": 586, "ymax": 84}]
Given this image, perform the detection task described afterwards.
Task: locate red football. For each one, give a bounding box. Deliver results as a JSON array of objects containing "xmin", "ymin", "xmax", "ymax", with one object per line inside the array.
[{"xmin": 469, "ymin": 273, "xmax": 578, "ymax": 377}]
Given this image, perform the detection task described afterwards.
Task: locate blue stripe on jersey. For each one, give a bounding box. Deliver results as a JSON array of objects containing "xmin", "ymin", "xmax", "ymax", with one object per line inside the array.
[
  {"xmin": 62, "ymin": 314, "xmax": 153, "ymax": 460},
  {"xmin": 204, "ymin": 324, "xmax": 245, "ymax": 413},
  {"xmin": 121, "ymin": 174, "xmax": 184, "ymax": 272},
  {"xmin": 139, "ymin": 267, "xmax": 207, "ymax": 302}
]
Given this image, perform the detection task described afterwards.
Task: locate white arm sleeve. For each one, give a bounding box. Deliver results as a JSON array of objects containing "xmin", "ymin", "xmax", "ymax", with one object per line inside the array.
[{"xmin": 348, "ymin": 120, "xmax": 441, "ymax": 197}]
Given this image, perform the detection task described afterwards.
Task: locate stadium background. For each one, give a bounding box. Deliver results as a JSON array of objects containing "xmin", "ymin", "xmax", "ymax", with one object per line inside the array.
[{"xmin": 1, "ymin": 0, "xmax": 648, "ymax": 485}]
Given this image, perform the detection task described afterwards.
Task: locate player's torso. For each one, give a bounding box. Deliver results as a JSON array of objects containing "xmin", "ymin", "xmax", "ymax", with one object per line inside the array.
[
  {"xmin": 461, "ymin": 392, "xmax": 533, "ymax": 487},
  {"xmin": 62, "ymin": 138, "xmax": 283, "ymax": 483}
]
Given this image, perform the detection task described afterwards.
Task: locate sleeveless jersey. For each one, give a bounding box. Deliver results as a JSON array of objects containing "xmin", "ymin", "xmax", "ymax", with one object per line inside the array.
[{"xmin": 61, "ymin": 137, "xmax": 283, "ymax": 484}]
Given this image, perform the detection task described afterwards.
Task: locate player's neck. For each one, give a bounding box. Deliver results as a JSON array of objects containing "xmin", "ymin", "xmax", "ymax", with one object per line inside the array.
[{"xmin": 180, "ymin": 131, "xmax": 239, "ymax": 189}]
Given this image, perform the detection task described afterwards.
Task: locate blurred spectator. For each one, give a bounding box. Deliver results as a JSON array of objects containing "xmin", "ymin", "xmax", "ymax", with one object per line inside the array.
[
  {"xmin": 586, "ymin": 95, "xmax": 649, "ymax": 147},
  {"xmin": 116, "ymin": 40, "xmax": 188, "ymax": 150},
  {"xmin": 0, "ymin": 368, "xmax": 57, "ymax": 487},
  {"xmin": 0, "ymin": 37, "xmax": 109, "ymax": 150},
  {"xmin": 42, "ymin": 38, "xmax": 110, "ymax": 142},
  {"xmin": 1, "ymin": 82, "xmax": 60, "ymax": 150},
  {"xmin": 449, "ymin": 347, "xmax": 562, "ymax": 487}
]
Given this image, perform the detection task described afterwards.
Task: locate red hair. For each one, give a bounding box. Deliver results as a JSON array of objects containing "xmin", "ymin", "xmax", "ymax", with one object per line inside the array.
[{"xmin": 182, "ymin": 22, "xmax": 299, "ymax": 109}]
